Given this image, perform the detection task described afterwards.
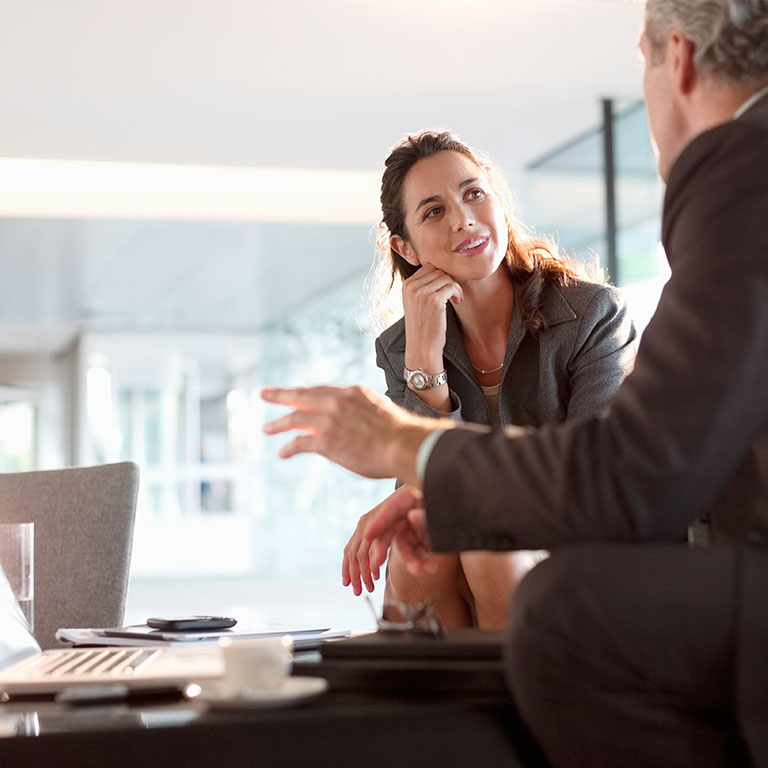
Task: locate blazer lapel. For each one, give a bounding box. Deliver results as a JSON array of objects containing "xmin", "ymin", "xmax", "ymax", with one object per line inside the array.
[{"xmin": 443, "ymin": 281, "xmax": 577, "ymax": 378}]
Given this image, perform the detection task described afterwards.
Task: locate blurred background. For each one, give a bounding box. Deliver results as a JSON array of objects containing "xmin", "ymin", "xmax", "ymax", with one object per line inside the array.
[{"xmin": 0, "ymin": 0, "xmax": 666, "ymax": 632}]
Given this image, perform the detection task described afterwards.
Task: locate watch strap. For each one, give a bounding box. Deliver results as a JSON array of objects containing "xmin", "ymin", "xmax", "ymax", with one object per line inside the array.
[{"xmin": 403, "ymin": 367, "xmax": 448, "ymax": 390}]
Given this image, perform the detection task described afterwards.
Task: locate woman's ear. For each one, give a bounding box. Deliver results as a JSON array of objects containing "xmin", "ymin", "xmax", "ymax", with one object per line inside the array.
[{"xmin": 390, "ymin": 234, "xmax": 419, "ymax": 267}]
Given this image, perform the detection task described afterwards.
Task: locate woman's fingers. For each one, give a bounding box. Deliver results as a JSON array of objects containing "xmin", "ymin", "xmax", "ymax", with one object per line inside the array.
[
  {"xmin": 402, "ymin": 267, "xmax": 463, "ymax": 365},
  {"xmin": 364, "ymin": 485, "xmax": 423, "ymax": 541},
  {"xmin": 341, "ymin": 548, "xmax": 352, "ymax": 587},
  {"xmin": 342, "ymin": 518, "xmax": 366, "ymax": 594},
  {"xmin": 342, "ymin": 505, "xmax": 386, "ymax": 595},
  {"xmin": 403, "ymin": 266, "xmax": 463, "ymax": 305},
  {"xmin": 357, "ymin": 539, "xmax": 375, "ymax": 593},
  {"xmin": 363, "ymin": 485, "xmax": 433, "ymax": 577}
]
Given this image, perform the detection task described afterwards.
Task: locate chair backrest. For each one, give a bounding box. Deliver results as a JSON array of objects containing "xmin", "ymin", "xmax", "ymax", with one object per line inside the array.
[{"xmin": 0, "ymin": 462, "xmax": 139, "ymax": 649}]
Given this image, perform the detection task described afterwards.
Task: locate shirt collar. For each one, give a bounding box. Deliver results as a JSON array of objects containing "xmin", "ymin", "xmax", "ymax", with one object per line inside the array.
[{"xmin": 734, "ymin": 83, "xmax": 768, "ymax": 119}]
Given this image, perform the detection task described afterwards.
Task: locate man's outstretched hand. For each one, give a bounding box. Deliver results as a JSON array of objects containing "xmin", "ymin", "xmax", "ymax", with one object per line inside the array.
[{"xmin": 261, "ymin": 384, "xmax": 451, "ymax": 487}]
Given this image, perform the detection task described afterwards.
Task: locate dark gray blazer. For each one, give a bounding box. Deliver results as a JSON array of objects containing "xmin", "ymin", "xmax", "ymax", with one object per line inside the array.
[
  {"xmin": 423, "ymin": 90, "xmax": 768, "ymax": 552},
  {"xmin": 376, "ymin": 279, "xmax": 636, "ymax": 429}
]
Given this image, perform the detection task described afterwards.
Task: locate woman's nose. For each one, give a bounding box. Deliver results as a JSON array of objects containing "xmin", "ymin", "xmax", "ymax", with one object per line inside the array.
[{"xmin": 450, "ymin": 205, "xmax": 474, "ymax": 231}]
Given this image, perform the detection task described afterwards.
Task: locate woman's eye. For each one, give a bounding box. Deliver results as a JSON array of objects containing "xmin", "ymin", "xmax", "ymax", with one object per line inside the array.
[
  {"xmin": 467, "ymin": 188, "xmax": 485, "ymax": 200},
  {"xmin": 424, "ymin": 206, "xmax": 443, "ymax": 219}
]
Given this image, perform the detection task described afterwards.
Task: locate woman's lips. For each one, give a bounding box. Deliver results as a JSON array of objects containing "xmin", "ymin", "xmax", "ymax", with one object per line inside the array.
[{"xmin": 455, "ymin": 235, "xmax": 489, "ymax": 255}]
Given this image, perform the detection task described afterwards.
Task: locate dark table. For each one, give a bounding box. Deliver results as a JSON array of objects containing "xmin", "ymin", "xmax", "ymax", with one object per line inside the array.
[{"xmin": 0, "ymin": 650, "xmax": 548, "ymax": 767}]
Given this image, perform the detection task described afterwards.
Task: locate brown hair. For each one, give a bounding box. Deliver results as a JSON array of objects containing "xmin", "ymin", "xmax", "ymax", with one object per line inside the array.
[{"xmin": 366, "ymin": 129, "xmax": 588, "ymax": 334}]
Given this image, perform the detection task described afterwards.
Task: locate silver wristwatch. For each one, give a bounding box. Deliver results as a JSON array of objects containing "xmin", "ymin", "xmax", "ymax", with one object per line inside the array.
[{"xmin": 403, "ymin": 367, "xmax": 448, "ymax": 391}]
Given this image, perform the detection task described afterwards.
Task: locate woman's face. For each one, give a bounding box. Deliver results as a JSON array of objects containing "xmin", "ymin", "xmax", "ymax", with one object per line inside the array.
[{"xmin": 391, "ymin": 150, "xmax": 509, "ymax": 285}]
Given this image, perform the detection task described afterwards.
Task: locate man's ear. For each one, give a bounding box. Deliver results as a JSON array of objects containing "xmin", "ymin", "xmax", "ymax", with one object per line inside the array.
[
  {"xmin": 390, "ymin": 234, "xmax": 419, "ymax": 267},
  {"xmin": 668, "ymin": 29, "xmax": 696, "ymax": 95}
]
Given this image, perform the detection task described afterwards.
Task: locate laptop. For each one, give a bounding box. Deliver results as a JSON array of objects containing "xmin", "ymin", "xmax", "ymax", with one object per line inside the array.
[
  {"xmin": 0, "ymin": 564, "xmax": 350, "ymax": 698},
  {"xmin": 0, "ymin": 644, "xmax": 225, "ymax": 698},
  {"xmin": 0, "ymin": 564, "xmax": 217, "ymax": 697}
]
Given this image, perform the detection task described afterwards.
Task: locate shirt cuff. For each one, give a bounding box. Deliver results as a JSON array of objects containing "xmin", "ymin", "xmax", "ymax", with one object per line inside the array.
[{"xmin": 416, "ymin": 429, "xmax": 446, "ymax": 485}]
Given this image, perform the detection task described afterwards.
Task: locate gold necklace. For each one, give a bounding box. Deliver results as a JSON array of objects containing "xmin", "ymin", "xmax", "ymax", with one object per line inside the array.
[{"xmin": 470, "ymin": 361, "xmax": 503, "ymax": 375}]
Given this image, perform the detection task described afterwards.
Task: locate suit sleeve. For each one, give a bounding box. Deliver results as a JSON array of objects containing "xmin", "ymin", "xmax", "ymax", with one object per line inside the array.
[{"xmin": 424, "ymin": 121, "xmax": 768, "ymax": 552}]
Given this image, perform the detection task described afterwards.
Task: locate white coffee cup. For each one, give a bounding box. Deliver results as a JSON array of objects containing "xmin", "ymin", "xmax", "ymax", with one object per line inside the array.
[{"xmin": 217, "ymin": 635, "xmax": 293, "ymax": 698}]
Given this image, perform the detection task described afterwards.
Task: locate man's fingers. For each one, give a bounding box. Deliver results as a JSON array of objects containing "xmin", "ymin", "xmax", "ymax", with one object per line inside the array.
[
  {"xmin": 261, "ymin": 386, "xmax": 346, "ymax": 411},
  {"xmin": 275, "ymin": 435, "xmax": 318, "ymax": 459},
  {"xmin": 263, "ymin": 409, "xmax": 322, "ymax": 436}
]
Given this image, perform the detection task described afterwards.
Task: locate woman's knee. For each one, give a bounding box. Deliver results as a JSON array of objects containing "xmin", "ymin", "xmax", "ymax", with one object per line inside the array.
[
  {"xmin": 387, "ymin": 547, "xmax": 461, "ymax": 597},
  {"xmin": 386, "ymin": 548, "xmax": 473, "ymax": 627},
  {"xmin": 459, "ymin": 551, "xmax": 528, "ymax": 629}
]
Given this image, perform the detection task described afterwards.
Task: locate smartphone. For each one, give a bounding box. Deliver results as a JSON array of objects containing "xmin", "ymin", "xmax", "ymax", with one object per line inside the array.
[{"xmin": 146, "ymin": 615, "xmax": 237, "ymax": 631}]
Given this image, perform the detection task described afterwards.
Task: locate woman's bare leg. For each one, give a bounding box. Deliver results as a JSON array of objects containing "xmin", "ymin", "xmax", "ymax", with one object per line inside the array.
[
  {"xmin": 459, "ymin": 551, "xmax": 548, "ymax": 629},
  {"xmin": 384, "ymin": 543, "xmax": 474, "ymax": 628}
]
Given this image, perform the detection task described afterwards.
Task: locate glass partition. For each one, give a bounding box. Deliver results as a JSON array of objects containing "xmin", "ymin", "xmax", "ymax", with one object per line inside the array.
[
  {"xmin": 526, "ymin": 100, "xmax": 666, "ymax": 334},
  {"xmin": 77, "ymin": 276, "xmax": 392, "ymax": 630},
  {"xmin": 0, "ymin": 393, "xmax": 36, "ymax": 472},
  {"xmin": 613, "ymin": 101, "xmax": 670, "ymax": 331}
]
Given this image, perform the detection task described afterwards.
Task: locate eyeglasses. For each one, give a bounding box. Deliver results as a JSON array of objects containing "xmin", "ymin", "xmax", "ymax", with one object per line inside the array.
[{"xmin": 366, "ymin": 595, "xmax": 445, "ymax": 638}]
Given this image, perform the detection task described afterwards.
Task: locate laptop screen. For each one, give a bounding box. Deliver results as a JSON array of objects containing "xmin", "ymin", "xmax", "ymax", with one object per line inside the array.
[{"xmin": 0, "ymin": 563, "xmax": 40, "ymax": 671}]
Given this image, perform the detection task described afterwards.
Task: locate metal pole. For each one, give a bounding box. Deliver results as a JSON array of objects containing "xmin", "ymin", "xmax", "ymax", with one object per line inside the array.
[{"xmin": 602, "ymin": 98, "xmax": 618, "ymax": 283}]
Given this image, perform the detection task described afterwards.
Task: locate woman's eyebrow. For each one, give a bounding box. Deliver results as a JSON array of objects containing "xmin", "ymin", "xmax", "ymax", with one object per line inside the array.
[{"xmin": 414, "ymin": 194, "xmax": 440, "ymax": 214}]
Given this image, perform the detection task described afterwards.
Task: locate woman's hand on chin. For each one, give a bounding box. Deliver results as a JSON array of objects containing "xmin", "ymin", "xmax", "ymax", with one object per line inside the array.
[{"xmin": 402, "ymin": 264, "xmax": 463, "ymax": 369}]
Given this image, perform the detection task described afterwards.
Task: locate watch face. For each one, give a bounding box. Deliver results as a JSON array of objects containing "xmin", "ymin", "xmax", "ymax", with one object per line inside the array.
[{"xmin": 411, "ymin": 371, "xmax": 428, "ymax": 390}]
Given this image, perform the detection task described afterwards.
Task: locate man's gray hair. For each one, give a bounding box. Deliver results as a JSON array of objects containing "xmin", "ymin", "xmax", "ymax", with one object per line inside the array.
[{"xmin": 645, "ymin": 0, "xmax": 768, "ymax": 87}]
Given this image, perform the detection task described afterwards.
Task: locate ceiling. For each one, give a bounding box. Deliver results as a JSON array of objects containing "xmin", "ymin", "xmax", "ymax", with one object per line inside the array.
[{"xmin": 0, "ymin": 0, "xmax": 646, "ymax": 356}]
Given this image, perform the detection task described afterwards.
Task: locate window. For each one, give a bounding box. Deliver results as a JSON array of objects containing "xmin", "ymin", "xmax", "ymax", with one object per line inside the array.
[
  {"xmin": 0, "ymin": 394, "xmax": 36, "ymax": 472},
  {"xmin": 526, "ymin": 101, "xmax": 667, "ymax": 334},
  {"xmin": 78, "ymin": 274, "xmax": 392, "ymax": 631}
]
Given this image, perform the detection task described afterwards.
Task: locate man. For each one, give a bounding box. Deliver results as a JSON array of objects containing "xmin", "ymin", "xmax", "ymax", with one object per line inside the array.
[{"xmin": 262, "ymin": 1, "xmax": 768, "ymax": 764}]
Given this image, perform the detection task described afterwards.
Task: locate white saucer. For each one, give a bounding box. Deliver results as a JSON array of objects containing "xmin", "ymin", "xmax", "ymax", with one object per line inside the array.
[{"xmin": 201, "ymin": 676, "xmax": 328, "ymax": 710}]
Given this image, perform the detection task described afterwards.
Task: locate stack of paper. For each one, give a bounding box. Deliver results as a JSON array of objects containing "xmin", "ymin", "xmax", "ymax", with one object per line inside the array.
[{"xmin": 56, "ymin": 624, "xmax": 350, "ymax": 651}]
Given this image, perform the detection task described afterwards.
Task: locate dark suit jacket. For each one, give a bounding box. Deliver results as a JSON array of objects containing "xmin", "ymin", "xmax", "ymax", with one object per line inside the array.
[{"xmin": 423, "ymin": 91, "xmax": 768, "ymax": 552}]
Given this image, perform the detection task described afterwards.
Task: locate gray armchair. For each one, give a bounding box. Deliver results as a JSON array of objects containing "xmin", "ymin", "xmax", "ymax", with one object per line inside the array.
[{"xmin": 0, "ymin": 462, "xmax": 139, "ymax": 649}]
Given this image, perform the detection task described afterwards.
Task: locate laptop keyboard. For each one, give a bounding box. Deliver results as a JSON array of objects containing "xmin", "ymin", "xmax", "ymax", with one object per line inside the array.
[{"xmin": 27, "ymin": 648, "xmax": 162, "ymax": 677}]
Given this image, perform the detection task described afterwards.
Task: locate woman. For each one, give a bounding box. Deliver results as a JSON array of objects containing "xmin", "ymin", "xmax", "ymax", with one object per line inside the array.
[{"xmin": 342, "ymin": 129, "xmax": 636, "ymax": 629}]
